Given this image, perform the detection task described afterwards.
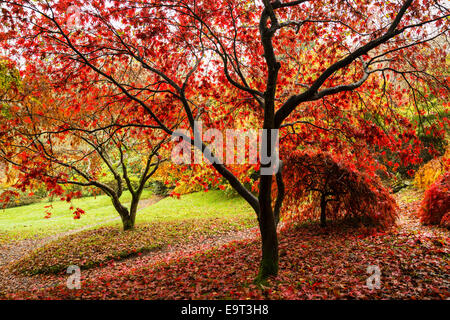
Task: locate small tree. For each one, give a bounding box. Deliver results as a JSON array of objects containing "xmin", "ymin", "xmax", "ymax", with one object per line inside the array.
[
  {"xmin": 282, "ymin": 150, "xmax": 398, "ymax": 228},
  {"xmin": 0, "ymin": 77, "xmax": 166, "ymax": 230}
]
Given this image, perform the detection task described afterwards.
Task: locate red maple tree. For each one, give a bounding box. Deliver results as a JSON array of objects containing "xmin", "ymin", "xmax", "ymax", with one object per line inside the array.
[
  {"xmin": 0, "ymin": 0, "xmax": 448, "ymax": 280},
  {"xmin": 0, "ymin": 70, "xmax": 167, "ymax": 230}
]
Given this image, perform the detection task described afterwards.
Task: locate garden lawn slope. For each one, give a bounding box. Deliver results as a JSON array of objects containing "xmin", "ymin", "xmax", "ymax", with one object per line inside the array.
[
  {"xmin": 136, "ymin": 190, "xmax": 253, "ymax": 221},
  {"xmin": 0, "ymin": 190, "xmax": 251, "ymax": 243},
  {"xmin": 6, "ymin": 190, "xmax": 256, "ymax": 275},
  {"xmin": 11, "ymin": 217, "xmax": 256, "ymax": 275}
]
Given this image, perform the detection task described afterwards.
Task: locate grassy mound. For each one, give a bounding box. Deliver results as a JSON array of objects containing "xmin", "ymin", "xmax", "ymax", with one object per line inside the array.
[{"xmin": 10, "ymin": 216, "xmax": 256, "ymax": 275}]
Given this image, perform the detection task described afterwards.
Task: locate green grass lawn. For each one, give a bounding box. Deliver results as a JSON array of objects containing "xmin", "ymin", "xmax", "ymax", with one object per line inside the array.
[
  {"xmin": 137, "ymin": 190, "xmax": 253, "ymax": 222},
  {"xmin": 0, "ymin": 189, "xmax": 254, "ymax": 242},
  {"xmin": 0, "ymin": 189, "xmax": 152, "ymax": 241}
]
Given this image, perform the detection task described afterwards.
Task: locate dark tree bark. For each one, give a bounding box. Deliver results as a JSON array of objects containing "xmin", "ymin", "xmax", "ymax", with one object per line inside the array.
[
  {"xmin": 120, "ymin": 211, "xmax": 135, "ymax": 231},
  {"xmin": 252, "ymin": 2, "xmax": 283, "ymax": 282},
  {"xmin": 110, "ymin": 193, "xmax": 135, "ymax": 231},
  {"xmin": 320, "ymin": 194, "xmax": 327, "ymax": 228},
  {"xmin": 257, "ymin": 174, "xmax": 279, "ymax": 281}
]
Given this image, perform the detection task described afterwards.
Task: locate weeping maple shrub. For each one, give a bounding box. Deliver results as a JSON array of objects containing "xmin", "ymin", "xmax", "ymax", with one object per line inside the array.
[
  {"xmin": 281, "ymin": 150, "xmax": 398, "ymax": 229},
  {"xmin": 418, "ymin": 172, "xmax": 450, "ymax": 227}
]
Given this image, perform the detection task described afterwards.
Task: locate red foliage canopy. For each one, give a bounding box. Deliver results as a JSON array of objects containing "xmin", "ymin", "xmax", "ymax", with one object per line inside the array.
[{"xmin": 0, "ymin": 0, "xmax": 448, "ymax": 278}]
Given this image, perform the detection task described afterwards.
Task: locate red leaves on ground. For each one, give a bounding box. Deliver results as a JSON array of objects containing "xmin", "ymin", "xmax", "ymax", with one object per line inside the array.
[{"xmin": 6, "ymin": 220, "xmax": 448, "ymax": 300}]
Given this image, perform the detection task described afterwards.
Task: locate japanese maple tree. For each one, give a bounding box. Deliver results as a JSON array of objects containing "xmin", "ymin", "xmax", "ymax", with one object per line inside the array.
[
  {"xmin": 282, "ymin": 150, "xmax": 398, "ymax": 228},
  {"xmin": 0, "ymin": 71, "xmax": 167, "ymax": 230},
  {"xmin": 0, "ymin": 0, "xmax": 448, "ymax": 281}
]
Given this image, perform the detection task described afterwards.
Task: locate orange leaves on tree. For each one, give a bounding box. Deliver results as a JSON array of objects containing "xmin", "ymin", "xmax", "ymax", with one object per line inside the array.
[{"xmin": 414, "ymin": 148, "xmax": 449, "ymax": 189}]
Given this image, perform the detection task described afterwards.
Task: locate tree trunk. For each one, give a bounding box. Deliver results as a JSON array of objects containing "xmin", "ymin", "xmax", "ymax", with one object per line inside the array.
[
  {"xmin": 257, "ymin": 205, "xmax": 279, "ymax": 282},
  {"xmin": 256, "ymin": 174, "xmax": 279, "ymax": 283},
  {"xmin": 126, "ymin": 195, "xmax": 140, "ymax": 231},
  {"xmin": 320, "ymin": 194, "xmax": 327, "ymax": 228},
  {"xmin": 111, "ymin": 195, "xmax": 135, "ymax": 231},
  {"xmin": 121, "ymin": 213, "xmax": 135, "ymax": 231}
]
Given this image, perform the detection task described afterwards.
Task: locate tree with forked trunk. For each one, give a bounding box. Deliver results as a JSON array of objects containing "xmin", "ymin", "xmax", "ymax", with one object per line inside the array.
[
  {"xmin": 0, "ymin": 74, "xmax": 167, "ymax": 230},
  {"xmin": 0, "ymin": 0, "xmax": 448, "ymax": 281}
]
